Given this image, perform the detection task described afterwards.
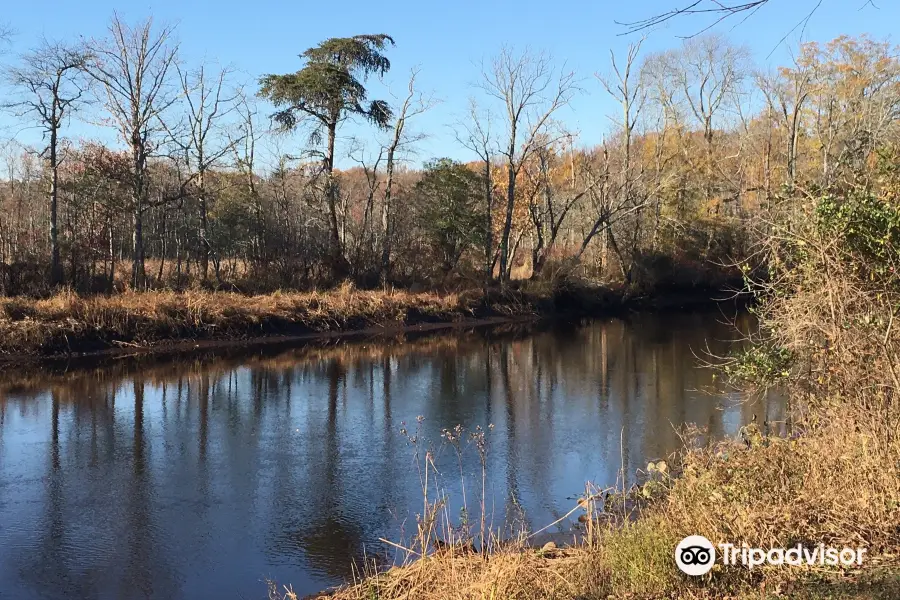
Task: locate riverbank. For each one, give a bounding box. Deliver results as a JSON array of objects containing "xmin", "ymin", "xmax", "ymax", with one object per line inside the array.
[
  {"xmin": 0, "ymin": 281, "xmax": 741, "ymax": 362},
  {"xmin": 297, "ymin": 418, "xmax": 899, "ymax": 600}
]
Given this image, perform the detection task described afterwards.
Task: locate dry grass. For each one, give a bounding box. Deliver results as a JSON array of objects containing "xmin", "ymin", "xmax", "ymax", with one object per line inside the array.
[
  {"xmin": 0, "ymin": 284, "xmax": 542, "ymax": 358},
  {"xmin": 320, "ymin": 546, "xmax": 606, "ymax": 600},
  {"xmin": 280, "ymin": 422, "xmax": 898, "ymax": 600},
  {"xmin": 600, "ymin": 421, "xmax": 899, "ymax": 598},
  {"xmin": 0, "ymin": 271, "xmax": 733, "ymax": 359}
]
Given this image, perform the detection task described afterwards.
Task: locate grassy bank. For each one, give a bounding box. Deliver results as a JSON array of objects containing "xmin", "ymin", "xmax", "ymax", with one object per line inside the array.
[
  {"xmin": 0, "ymin": 280, "xmax": 737, "ymax": 360},
  {"xmin": 0, "ymin": 286, "xmax": 517, "ymax": 359},
  {"xmin": 289, "ymin": 419, "xmax": 898, "ymax": 600}
]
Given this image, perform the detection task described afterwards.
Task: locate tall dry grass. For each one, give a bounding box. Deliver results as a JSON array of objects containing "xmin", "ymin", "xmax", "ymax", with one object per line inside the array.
[{"xmin": 0, "ymin": 284, "xmax": 541, "ymax": 358}]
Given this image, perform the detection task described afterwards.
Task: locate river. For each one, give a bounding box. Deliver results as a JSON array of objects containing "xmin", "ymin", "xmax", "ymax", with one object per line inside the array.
[{"xmin": 0, "ymin": 309, "xmax": 784, "ymax": 599}]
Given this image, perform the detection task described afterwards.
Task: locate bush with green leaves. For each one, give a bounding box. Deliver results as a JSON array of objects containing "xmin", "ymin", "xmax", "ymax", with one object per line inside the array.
[
  {"xmin": 725, "ymin": 343, "xmax": 793, "ymax": 386},
  {"xmin": 414, "ymin": 159, "xmax": 488, "ymax": 275},
  {"xmin": 816, "ymin": 191, "xmax": 900, "ymax": 285}
]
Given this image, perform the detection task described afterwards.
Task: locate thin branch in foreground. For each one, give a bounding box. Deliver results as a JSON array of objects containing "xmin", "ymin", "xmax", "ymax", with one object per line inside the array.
[
  {"xmin": 616, "ymin": 1, "xmax": 772, "ymax": 35},
  {"xmin": 617, "ymin": 0, "xmax": 828, "ymax": 45}
]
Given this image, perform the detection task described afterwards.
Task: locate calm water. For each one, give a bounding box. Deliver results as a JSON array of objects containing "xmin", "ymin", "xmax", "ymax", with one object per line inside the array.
[{"xmin": 0, "ymin": 311, "xmax": 784, "ymax": 599}]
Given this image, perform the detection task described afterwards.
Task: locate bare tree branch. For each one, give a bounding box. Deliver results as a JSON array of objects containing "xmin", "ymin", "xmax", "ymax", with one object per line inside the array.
[{"xmin": 84, "ymin": 13, "xmax": 182, "ymax": 289}]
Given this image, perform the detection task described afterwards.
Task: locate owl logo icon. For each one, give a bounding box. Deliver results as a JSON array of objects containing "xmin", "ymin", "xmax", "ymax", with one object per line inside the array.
[{"xmin": 675, "ymin": 535, "xmax": 716, "ymax": 576}]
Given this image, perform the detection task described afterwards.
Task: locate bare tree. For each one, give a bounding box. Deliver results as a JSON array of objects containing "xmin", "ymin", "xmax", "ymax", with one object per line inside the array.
[
  {"xmin": 457, "ymin": 99, "xmax": 498, "ymax": 281},
  {"xmin": 347, "ymin": 135, "xmax": 384, "ymax": 270},
  {"xmin": 640, "ymin": 54, "xmax": 681, "ymax": 249},
  {"xmin": 601, "ymin": 40, "xmax": 647, "ymax": 185},
  {"xmin": 757, "ymin": 57, "xmax": 813, "ymax": 187},
  {"xmin": 381, "ymin": 68, "xmax": 433, "ymax": 282},
  {"xmin": 582, "ymin": 41, "xmax": 652, "ymax": 280},
  {"xmin": 85, "ymin": 14, "xmax": 181, "ymax": 290},
  {"xmin": 524, "ymin": 137, "xmax": 598, "ymax": 276},
  {"xmin": 574, "ymin": 147, "xmax": 650, "ymax": 269},
  {"xmin": 229, "ymin": 95, "xmax": 264, "ymax": 261},
  {"xmin": 662, "ymin": 35, "xmax": 748, "ymax": 208},
  {"xmin": 5, "ymin": 40, "xmax": 88, "ymax": 285},
  {"xmin": 480, "ymin": 48, "xmax": 576, "ymax": 282},
  {"xmin": 602, "ymin": 39, "xmax": 649, "ymax": 271},
  {"xmin": 165, "ymin": 63, "xmax": 241, "ymax": 281}
]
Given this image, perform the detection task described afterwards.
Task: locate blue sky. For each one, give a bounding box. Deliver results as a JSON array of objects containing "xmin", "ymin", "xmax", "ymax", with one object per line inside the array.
[{"xmin": 1, "ymin": 0, "xmax": 897, "ymax": 168}]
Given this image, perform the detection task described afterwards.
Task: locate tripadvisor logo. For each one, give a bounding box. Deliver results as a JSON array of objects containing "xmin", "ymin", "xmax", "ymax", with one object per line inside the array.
[
  {"xmin": 675, "ymin": 535, "xmax": 867, "ymax": 576},
  {"xmin": 675, "ymin": 535, "xmax": 716, "ymax": 576}
]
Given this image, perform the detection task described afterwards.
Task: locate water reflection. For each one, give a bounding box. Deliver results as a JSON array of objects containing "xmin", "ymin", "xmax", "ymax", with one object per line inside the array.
[{"xmin": 0, "ymin": 311, "xmax": 784, "ymax": 599}]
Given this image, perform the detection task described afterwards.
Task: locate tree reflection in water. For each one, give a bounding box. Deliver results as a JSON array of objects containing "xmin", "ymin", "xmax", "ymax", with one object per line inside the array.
[{"xmin": 0, "ymin": 310, "xmax": 783, "ymax": 599}]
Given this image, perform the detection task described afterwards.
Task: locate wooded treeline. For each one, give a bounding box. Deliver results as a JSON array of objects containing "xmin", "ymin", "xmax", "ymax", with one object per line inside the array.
[{"xmin": 0, "ymin": 15, "xmax": 897, "ymax": 296}]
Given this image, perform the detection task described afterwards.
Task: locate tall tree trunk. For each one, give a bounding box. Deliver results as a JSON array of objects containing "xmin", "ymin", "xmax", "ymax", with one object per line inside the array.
[
  {"xmin": 788, "ymin": 106, "xmax": 802, "ymax": 187},
  {"xmin": 48, "ymin": 127, "xmax": 62, "ymax": 287},
  {"xmin": 157, "ymin": 210, "xmax": 167, "ymax": 283},
  {"xmin": 132, "ymin": 203, "xmax": 145, "ymax": 290},
  {"xmin": 129, "ymin": 131, "xmax": 148, "ymax": 291},
  {"xmin": 499, "ymin": 148, "xmax": 516, "ymax": 283},
  {"xmin": 198, "ymin": 168, "xmax": 210, "ymax": 281},
  {"xmin": 107, "ymin": 214, "xmax": 116, "ymax": 295},
  {"xmin": 381, "ymin": 147, "xmax": 395, "ymax": 284},
  {"xmin": 607, "ymin": 227, "xmax": 629, "ymax": 283},
  {"xmin": 380, "ymin": 74, "xmax": 419, "ymax": 285},
  {"xmin": 532, "ymin": 240, "xmax": 546, "ymax": 277},
  {"xmin": 131, "ymin": 148, "xmax": 146, "ymax": 290},
  {"xmin": 325, "ymin": 121, "xmax": 346, "ymax": 278},
  {"xmin": 483, "ymin": 160, "xmax": 494, "ymax": 283}
]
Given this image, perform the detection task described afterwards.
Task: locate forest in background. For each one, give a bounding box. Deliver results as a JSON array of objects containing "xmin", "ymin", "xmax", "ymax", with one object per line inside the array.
[
  {"xmin": 0, "ymin": 13, "xmax": 896, "ymax": 297},
  {"xmin": 0, "ymin": 5, "xmax": 897, "ymax": 598}
]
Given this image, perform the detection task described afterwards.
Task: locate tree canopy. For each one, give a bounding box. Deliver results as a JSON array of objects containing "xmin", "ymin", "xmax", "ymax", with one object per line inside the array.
[
  {"xmin": 259, "ymin": 34, "xmax": 395, "ymax": 135},
  {"xmin": 416, "ymin": 158, "xmax": 487, "ymax": 274}
]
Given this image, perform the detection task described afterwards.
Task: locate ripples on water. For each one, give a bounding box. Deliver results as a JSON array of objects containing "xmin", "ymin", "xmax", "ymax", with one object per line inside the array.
[{"xmin": 0, "ymin": 310, "xmax": 784, "ymax": 599}]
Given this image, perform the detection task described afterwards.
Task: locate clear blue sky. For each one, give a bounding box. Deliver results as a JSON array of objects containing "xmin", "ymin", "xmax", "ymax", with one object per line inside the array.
[{"xmin": 1, "ymin": 0, "xmax": 897, "ymax": 168}]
